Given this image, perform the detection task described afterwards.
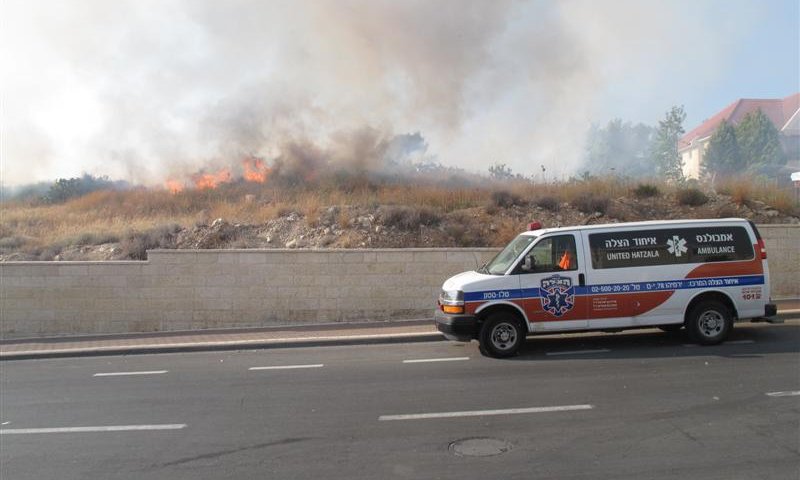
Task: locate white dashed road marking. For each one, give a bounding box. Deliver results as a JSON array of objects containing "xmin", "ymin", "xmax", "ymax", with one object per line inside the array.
[
  {"xmin": 1, "ymin": 424, "xmax": 187, "ymax": 435},
  {"xmin": 546, "ymin": 349, "xmax": 611, "ymax": 356},
  {"xmin": 766, "ymin": 391, "xmax": 800, "ymax": 397},
  {"xmin": 379, "ymin": 404, "xmax": 594, "ymax": 421},
  {"xmin": 403, "ymin": 357, "xmax": 470, "ymax": 364},
  {"xmin": 249, "ymin": 364, "xmax": 324, "ymax": 371},
  {"xmin": 93, "ymin": 370, "xmax": 168, "ymax": 377}
]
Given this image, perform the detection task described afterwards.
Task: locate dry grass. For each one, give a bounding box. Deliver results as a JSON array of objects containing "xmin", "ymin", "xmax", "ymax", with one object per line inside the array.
[
  {"xmin": 3, "ymin": 176, "xmax": 797, "ymax": 255},
  {"xmin": 717, "ymin": 176, "xmax": 798, "ymax": 215}
]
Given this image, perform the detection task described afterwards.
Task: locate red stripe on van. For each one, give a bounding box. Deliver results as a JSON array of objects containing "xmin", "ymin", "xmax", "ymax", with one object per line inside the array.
[
  {"xmin": 684, "ymin": 248, "xmax": 762, "ymax": 278},
  {"xmin": 526, "ymin": 291, "xmax": 675, "ymax": 322}
]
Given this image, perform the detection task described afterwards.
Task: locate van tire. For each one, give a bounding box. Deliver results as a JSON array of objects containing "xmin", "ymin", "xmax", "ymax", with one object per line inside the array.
[
  {"xmin": 478, "ymin": 313, "xmax": 525, "ymax": 358},
  {"xmin": 687, "ymin": 300, "xmax": 732, "ymax": 345}
]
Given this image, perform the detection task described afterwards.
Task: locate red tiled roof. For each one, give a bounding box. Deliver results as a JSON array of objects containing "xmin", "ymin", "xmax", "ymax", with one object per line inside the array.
[{"xmin": 679, "ymin": 93, "xmax": 800, "ymax": 149}]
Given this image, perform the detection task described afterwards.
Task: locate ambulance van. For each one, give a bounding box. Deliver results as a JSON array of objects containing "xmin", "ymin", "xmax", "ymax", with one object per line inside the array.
[{"xmin": 435, "ymin": 218, "xmax": 777, "ymax": 357}]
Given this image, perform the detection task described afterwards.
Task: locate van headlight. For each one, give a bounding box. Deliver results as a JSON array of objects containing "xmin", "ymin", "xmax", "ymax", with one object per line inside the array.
[{"xmin": 439, "ymin": 290, "xmax": 465, "ymax": 314}]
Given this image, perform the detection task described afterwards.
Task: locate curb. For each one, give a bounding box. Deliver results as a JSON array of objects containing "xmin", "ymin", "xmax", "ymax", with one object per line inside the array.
[
  {"xmin": 0, "ymin": 332, "xmax": 445, "ymax": 361},
  {"xmin": 2, "ymin": 311, "xmax": 797, "ymax": 361}
]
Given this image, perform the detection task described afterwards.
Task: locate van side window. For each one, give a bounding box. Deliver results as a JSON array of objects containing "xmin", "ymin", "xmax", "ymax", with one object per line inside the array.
[
  {"xmin": 589, "ymin": 226, "xmax": 754, "ymax": 269},
  {"xmin": 522, "ymin": 235, "xmax": 578, "ymax": 273}
]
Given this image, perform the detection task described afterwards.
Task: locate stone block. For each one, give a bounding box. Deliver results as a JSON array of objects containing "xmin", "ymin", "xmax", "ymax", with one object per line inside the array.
[
  {"xmin": 412, "ymin": 251, "xmax": 447, "ymax": 263},
  {"xmin": 150, "ymin": 252, "xmax": 195, "ymax": 264},
  {"xmin": 374, "ymin": 251, "xmax": 413, "ymax": 263},
  {"xmin": 205, "ymin": 275, "xmax": 237, "ymax": 287},
  {"xmin": 57, "ymin": 265, "xmax": 88, "ymax": 276}
]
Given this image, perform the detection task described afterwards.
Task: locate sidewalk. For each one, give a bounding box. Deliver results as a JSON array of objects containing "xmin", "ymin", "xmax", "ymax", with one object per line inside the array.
[
  {"xmin": 0, "ymin": 320, "xmax": 442, "ymax": 360},
  {"xmin": 2, "ymin": 300, "xmax": 798, "ymax": 360}
]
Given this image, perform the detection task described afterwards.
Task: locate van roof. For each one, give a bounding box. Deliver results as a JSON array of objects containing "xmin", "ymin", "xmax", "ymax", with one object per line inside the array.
[{"xmin": 521, "ymin": 218, "xmax": 749, "ymax": 236}]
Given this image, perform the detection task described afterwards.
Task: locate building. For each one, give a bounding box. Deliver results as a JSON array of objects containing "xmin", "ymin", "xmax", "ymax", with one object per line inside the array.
[{"xmin": 679, "ymin": 93, "xmax": 800, "ymax": 179}]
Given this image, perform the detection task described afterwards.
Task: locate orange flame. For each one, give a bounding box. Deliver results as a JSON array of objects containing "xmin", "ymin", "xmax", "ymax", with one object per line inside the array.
[
  {"xmin": 243, "ymin": 157, "xmax": 270, "ymax": 183},
  {"xmin": 166, "ymin": 179, "xmax": 184, "ymax": 194},
  {"xmin": 192, "ymin": 168, "xmax": 232, "ymax": 189}
]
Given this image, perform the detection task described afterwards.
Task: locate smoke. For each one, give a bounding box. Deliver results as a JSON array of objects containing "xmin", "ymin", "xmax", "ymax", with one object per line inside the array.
[{"xmin": 1, "ymin": 0, "xmax": 763, "ymax": 185}]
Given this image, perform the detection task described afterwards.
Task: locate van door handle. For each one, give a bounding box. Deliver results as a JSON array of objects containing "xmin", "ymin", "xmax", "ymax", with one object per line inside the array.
[{"xmin": 578, "ymin": 273, "xmax": 585, "ymax": 286}]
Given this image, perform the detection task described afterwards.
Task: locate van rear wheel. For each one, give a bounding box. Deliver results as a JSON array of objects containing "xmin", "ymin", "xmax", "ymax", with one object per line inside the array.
[
  {"xmin": 687, "ymin": 300, "xmax": 732, "ymax": 345},
  {"xmin": 479, "ymin": 313, "xmax": 525, "ymax": 358}
]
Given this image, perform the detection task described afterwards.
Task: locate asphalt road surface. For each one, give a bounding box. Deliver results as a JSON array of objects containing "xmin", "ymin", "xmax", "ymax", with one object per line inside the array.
[{"xmin": 2, "ymin": 320, "xmax": 799, "ymax": 480}]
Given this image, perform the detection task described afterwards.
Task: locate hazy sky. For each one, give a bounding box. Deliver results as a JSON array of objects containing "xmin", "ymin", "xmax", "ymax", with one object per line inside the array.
[{"xmin": 1, "ymin": 0, "xmax": 798, "ymax": 186}]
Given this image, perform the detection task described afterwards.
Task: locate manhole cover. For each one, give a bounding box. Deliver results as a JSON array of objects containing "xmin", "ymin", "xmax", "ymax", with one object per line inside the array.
[{"xmin": 449, "ymin": 437, "xmax": 512, "ymax": 457}]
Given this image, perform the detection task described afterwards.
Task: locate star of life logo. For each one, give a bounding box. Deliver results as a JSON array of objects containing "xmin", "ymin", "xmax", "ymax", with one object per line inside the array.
[
  {"xmin": 540, "ymin": 275, "xmax": 575, "ymax": 317},
  {"xmin": 666, "ymin": 235, "xmax": 688, "ymax": 258}
]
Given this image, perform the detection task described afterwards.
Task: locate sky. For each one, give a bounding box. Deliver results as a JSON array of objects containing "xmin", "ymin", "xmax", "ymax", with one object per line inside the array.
[{"xmin": 1, "ymin": 0, "xmax": 798, "ymax": 186}]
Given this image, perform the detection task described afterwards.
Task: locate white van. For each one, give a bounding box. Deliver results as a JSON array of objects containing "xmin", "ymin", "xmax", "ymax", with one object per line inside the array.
[{"xmin": 435, "ymin": 218, "xmax": 777, "ymax": 357}]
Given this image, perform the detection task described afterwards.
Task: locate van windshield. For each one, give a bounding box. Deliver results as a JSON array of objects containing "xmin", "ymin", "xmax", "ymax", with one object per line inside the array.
[{"xmin": 479, "ymin": 235, "xmax": 537, "ymax": 275}]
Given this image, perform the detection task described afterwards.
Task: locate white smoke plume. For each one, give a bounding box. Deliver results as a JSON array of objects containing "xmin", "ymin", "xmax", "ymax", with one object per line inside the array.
[{"xmin": 1, "ymin": 0, "xmax": 763, "ymax": 185}]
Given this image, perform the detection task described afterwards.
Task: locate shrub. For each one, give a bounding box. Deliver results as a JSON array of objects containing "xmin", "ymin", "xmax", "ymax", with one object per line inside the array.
[
  {"xmin": 676, "ymin": 188, "xmax": 709, "ymax": 207},
  {"xmin": 632, "ymin": 183, "xmax": 660, "ymax": 199},
  {"xmin": 534, "ymin": 195, "xmax": 560, "ymax": 211},
  {"xmin": 74, "ymin": 232, "xmax": 120, "ymax": 245},
  {"xmin": 729, "ymin": 182, "xmax": 751, "ymax": 206},
  {"xmin": 444, "ymin": 212, "xmax": 485, "ymax": 247},
  {"xmin": 381, "ymin": 206, "xmax": 441, "ymax": 230},
  {"xmin": 120, "ymin": 224, "xmax": 181, "ymax": 260},
  {"xmin": 43, "ymin": 174, "xmax": 128, "ymax": 204},
  {"xmin": 0, "ymin": 236, "xmax": 27, "ymax": 250},
  {"xmin": 767, "ymin": 191, "xmax": 800, "ymax": 216},
  {"xmin": 573, "ymin": 192, "xmax": 610, "ymax": 214},
  {"xmin": 489, "ymin": 190, "xmax": 523, "ymax": 209}
]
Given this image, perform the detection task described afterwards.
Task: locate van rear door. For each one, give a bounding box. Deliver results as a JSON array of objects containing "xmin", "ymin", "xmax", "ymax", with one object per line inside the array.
[{"xmin": 516, "ymin": 232, "xmax": 588, "ymax": 331}]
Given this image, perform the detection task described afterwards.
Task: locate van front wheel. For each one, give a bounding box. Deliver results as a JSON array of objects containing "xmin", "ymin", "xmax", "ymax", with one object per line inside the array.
[
  {"xmin": 687, "ymin": 301, "xmax": 732, "ymax": 345},
  {"xmin": 479, "ymin": 313, "xmax": 525, "ymax": 358}
]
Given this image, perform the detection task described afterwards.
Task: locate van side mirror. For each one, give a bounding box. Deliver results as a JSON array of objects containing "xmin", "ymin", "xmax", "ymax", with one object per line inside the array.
[{"xmin": 521, "ymin": 255, "xmax": 533, "ymax": 272}]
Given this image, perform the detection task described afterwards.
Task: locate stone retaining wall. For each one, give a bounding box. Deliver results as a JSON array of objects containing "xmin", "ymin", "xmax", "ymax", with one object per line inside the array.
[
  {"xmin": 1, "ymin": 225, "xmax": 797, "ymax": 338},
  {"xmin": 0, "ymin": 249, "xmax": 496, "ymax": 338}
]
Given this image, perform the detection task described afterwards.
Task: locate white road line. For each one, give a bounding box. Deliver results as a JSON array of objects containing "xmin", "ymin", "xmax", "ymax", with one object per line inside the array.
[
  {"xmin": 248, "ymin": 364, "xmax": 324, "ymax": 371},
  {"xmin": 546, "ymin": 349, "xmax": 610, "ymax": 356},
  {"xmin": 93, "ymin": 370, "xmax": 168, "ymax": 377},
  {"xmin": 766, "ymin": 391, "xmax": 800, "ymax": 397},
  {"xmin": 1, "ymin": 422, "xmax": 9, "ymax": 425},
  {"xmin": 379, "ymin": 404, "xmax": 594, "ymax": 421},
  {"xmin": 403, "ymin": 357, "xmax": 470, "ymax": 364},
  {"xmin": 1, "ymin": 424, "xmax": 186, "ymax": 435}
]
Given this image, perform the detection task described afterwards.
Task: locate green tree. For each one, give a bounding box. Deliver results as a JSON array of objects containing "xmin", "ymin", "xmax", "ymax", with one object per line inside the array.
[
  {"xmin": 650, "ymin": 106, "xmax": 686, "ymax": 183},
  {"xmin": 43, "ymin": 174, "xmax": 126, "ymax": 203},
  {"xmin": 702, "ymin": 120, "xmax": 742, "ymax": 178},
  {"xmin": 735, "ymin": 109, "xmax": 786, "ymax": 176},
  {"xmin": 583, "ymin": 119, "xmax": 655, "ymax": 176}
]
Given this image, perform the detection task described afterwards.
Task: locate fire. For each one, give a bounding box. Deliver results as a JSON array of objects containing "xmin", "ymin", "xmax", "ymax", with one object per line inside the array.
[
  {"xmin": 192, "ymin": 168, "xmax": 232, "ymax": 189},
  {"xmin": 243, "ymin": 157, "xmax": 270, "ymax": 183},
  {"xmin": 164, "ymin": 158, "xmax": 268, "ymax": 193},
  {"xmin": 166, "ymin": 179, "xmax": 184, "ymax": 194}
]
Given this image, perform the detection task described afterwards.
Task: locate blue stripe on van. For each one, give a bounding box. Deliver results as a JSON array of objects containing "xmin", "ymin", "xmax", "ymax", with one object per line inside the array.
[{"xmin": 463, "ymin": 275, "xmax": 764, "ymax": 302}]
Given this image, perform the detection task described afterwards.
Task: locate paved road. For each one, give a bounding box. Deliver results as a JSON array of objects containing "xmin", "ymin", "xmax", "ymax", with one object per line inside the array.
[{"xmin": 2, "ymin": 320, "xmax": 799, "ymax": 480}]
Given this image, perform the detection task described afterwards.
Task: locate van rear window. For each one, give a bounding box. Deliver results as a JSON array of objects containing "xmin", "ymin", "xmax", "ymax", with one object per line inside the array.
[{"xmin": 589, "ymin": 226, "xmax": 754, "ymax": 269}]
